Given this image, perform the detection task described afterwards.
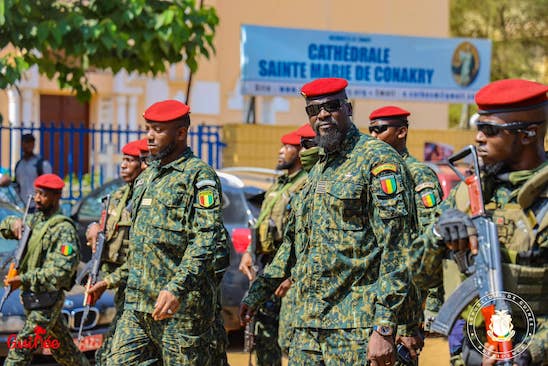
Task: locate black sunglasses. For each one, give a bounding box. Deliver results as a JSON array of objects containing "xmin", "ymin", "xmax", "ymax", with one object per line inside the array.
[
  {"xmin": 475, "ymin": 120, "xmax": 545, "ymax": 137},
  {"xmin": 305, "ymin": 100, "xmax": 345, "ymax": 117},
  {"xmin": 300, "ymin": 137, "xmax": 317, "ymax": 149},
  {"xmin": 368, "ymin": 124, "xmax": 403, "ymax": 134}
]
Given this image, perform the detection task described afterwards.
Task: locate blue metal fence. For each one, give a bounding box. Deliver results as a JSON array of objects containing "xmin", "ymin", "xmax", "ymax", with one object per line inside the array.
[{"xmin": 0, "ymin": 122, "xmax": 224, "ymax": 206}]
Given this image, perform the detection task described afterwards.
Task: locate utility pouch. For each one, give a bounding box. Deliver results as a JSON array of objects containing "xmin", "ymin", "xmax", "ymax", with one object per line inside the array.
[{"xmin": 21, "ymin": 290, "xmax": 60, "ymax": 310}]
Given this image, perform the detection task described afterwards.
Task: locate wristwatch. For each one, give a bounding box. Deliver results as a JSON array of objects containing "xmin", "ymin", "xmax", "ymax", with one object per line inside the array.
[{"xmin": 373, "ymin": 325, "xmax": 394, "ymax": 337}]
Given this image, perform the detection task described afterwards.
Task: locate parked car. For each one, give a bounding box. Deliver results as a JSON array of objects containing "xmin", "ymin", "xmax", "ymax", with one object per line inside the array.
[
  {"xmin": 0, "ymin": 201, "xmax": 116, "ymax": 360},
  {"xmin": 70, "ymin": 170, "xmax": 265, "ymax": 331}
]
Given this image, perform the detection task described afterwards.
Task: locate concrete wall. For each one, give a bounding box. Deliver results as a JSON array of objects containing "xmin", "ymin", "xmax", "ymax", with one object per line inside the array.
[{"xmin": 222, "ymin": 124, "xmax": 476, "ymax": 168}]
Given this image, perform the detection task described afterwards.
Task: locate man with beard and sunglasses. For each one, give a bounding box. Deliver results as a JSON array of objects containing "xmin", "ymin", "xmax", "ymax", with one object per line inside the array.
[
  {"xmin": 239, "ymin": 129, "xmax": 308, "ymax": 365},
  {"xmin": 412, "ymin": 79, "xmax": 548, "ymax": 366},
  {"xmin": 241, "ymin": 78, "xmax": 416, "ymax": 366},
  {"xmin": 0, "ymin": 174, "xmax": 89, "ymax": 366},
  {"xmin": 368, "ymin": 106, "xmax": 444, "ymax": 365},
  {"xmin": 84, "ymin": 139, "xmax": 148, "ymax": 366},
  {"xmin": 107, "ymin": 100, "xmax": 227, "ymax": 366}
]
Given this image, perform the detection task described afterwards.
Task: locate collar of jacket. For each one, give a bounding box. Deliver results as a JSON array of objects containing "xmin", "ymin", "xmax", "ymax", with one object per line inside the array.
[
  {"xmin": 156, "ymin": 147, "xmax": 193, "ymax": 172},
  {"xmin": 318, "ymin": 124, "xmax": 360, "ymax": 160}
]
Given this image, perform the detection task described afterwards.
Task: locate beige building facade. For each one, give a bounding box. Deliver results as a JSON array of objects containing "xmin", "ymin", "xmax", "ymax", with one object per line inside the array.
[{"xmin": 1, "ymin": 0, "xmax": 450, "ymax": 129}]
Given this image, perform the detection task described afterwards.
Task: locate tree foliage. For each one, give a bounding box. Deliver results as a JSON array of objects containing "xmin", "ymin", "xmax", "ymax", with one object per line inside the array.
[
  {"xmin": 0, "ymin": 0, "xmax": 218, "ymax": 101},
  {"xmin": 450, "ymin": 0, "xmax": 547, "ymax": 83}
]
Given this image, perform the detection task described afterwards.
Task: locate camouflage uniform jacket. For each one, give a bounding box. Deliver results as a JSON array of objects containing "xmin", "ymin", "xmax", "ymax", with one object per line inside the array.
[
  {"xmin": 398, "ymin": 150, "xmax": 443, "ymax": 334},
  {"xmin": 244, "ymin": 125, "xmax": 416, "ymax": 328},
  {"xmin": 101, "ymin": 184, "xmax": 132, "ymax": 289},
  {"xmin": 124, "ymin": 147, "xmax": 223, "ymax": 329},
  {"xmin": 251, "ymin": 168, "xmax": 308, "ymax": 256},
  {"xmin": 0, "ymin": 211, "xmax": 79, "ymax": 293}
]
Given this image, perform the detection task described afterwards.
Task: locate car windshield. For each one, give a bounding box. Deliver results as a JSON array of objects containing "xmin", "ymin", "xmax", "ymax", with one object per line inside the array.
[{"xmin": 222, "ymin": 187, "xmax": 249, "ymax": 225}]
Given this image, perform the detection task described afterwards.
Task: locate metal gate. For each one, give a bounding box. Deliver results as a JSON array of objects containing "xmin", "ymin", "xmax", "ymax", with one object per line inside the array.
[{"xmin": 0, "ymin": 123, "xmax": 224, "ymax": 206}]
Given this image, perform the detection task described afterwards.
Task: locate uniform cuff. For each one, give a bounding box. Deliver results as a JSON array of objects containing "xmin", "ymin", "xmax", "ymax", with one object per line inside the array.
[
  {"xmin": 373, "ymin": 305, "xmax": 397, "ymax": 328},
  {"xmin": 397, "ymin": 323, "xmax": 419, "ymax": 337}
]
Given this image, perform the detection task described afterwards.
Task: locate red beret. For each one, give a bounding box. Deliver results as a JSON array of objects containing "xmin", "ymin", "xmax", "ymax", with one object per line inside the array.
[
  {"xmin": 301, "ymin": 78, "xmax": 348, "ymax": 98},
  {"xmin": 122, "ymin": 140, "xmax": 142, "ymax": 157},
  {"xmin": 34, "ymin": 174, "xmax": 64, "ymax": 191},
  {"xmin": 281, "ymin": 131, "xmax": 301, "ymax": 146},
  {"xmin": 475, "ymin": 79, "xmax": 548, "ymax": 115},
  {"xmin": 369, "ymin": 106, "xmax": 411, "ymax": 121},
  {"xmin": 295, "ymin": 123, "xmax": 316, "ymax": 138},
  {"xmin": 136, "ymin": 138, "xmax": 149, "ymax": 153},
  {"xmin": 143, "ymin": 100, "xmax": 190, "ymax": 122}
]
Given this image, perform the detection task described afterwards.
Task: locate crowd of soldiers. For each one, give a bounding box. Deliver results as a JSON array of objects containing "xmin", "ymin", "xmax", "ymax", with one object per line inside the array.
[{"xmin": 0, "ymin": 76, "xmax": 546, "ymax": 366}]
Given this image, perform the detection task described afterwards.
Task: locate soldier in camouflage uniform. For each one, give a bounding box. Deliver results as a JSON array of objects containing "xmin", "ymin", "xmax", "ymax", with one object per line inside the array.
[
  {"xmin": 369, "ymin": 106, "xmax": 444, "ymax": 364},
  {"xmin": 85, "ymin": 139, "xmax": 148, "ymax": 366},
  {"xmin": 276, "ymin": 123, "xmax": 319, "ymax": 355},
  {"xmin": 1, "ymin": 174, "xmax": 89, "ymax": 366},
  {"xmin": 413, "ymin": 79, "xmax": 548, "ymax": 366},
  {"xmin": 239, "ymin": 129, "xmax": 308, "ymax": 365},
  {"xmin": 107, "ymin": 100, "xmax": 226, "ymax": 366},
  {"xmin": 241, "ymin": 78, "xmax": 416, "ymax": 366}
]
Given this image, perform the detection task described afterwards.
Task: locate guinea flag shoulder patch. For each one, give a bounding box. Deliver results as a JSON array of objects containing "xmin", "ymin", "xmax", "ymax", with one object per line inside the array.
[
  {"xmin": 198, "ymin": 189, "xmax": 214, "ymax": 208},
  {"xmin": 421, "ymin": 191, "xmax": 437, "ymax": 208},
  {"xmin": 380, "ymin": 175, "xmax": 397, "ymax": 194},
  {"xmin": 60, "ymin": 244, "xmax": 73, "ymax": 256}
]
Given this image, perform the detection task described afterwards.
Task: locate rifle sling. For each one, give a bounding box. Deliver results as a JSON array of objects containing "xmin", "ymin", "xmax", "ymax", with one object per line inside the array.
[{"xmin": 19, "ymin": 215, "xmax": 72, "ymax": 274}]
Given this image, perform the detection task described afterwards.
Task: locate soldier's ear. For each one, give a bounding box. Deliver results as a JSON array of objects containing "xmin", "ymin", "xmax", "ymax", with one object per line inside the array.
[
  {"xmin": 176, "ymin": 124, "xmax": 188, "ymax": 142},
  {"xmin": 397, "ymin": 126, "xmax": 408, "ymax": 140}
]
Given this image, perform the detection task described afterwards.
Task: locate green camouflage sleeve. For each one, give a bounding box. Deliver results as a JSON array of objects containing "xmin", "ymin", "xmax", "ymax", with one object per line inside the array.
[
  {"xmin": 528, "ymin": 314, "xmax": 547, "ymax": 364},
  {"xmin": 368, "ymin": 161, "xmax": 415, "ymax": 327},
  {"xmin": 412, "ymin": 165, "xmax": 443, "ymax": 230},
  {"xmin": 243, "ymin": 208, "xmax": 297, "ymax": 309},
  {"xmin": 103, "ymin": 261, "xmax": 128, "ymax": 289},
  {"xmin": 163, "ymin": 170, "xmax": 222, "ymax": 299},
  {"xmin": 20, "ymin": 221, "xmax": 79, "ymax": 292},
  {"xmin": 410, "ymin": 189, "xmax": 458, "ymax": 289},
  {"xmin": 0, "ymin": 216, "xmax": 18, "ymax": 239}
]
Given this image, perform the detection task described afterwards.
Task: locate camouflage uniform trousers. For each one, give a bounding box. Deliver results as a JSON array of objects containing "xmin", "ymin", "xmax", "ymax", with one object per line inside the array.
[
  {"xmin": 288, "ymin": 327, "xmax": 370, "ymax": 366},
  {"xmin": 211, "ymin": 295, "xmax": 229, "ymax": 366},
  {"xmin": 4, "ymin": 297, "xmax": 90, "ymax": 366},
  {"xmin": 106, "ymin": 309, "xmax": 214, "ymax": 366},
  {"xmin": 278, "ymin": 286, "xmax": 296, "ymax": 354},
  {"xmin": 95, "ymin": 285, "xmax": 125, "ymax": 366},
  {"xmin": 255, "ymin": 296, "xmax": 282, "ymax": 366}
]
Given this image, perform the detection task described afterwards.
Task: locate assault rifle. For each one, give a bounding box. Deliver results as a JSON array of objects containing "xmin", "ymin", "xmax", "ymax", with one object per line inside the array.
[
  {"xmin": 0, "ymin": 195, "xmax": 34, "ymax": 312},
  {"xmin": 430, "ymin": 145, "xmax": 513, "ymax": 364},
  {"xmin": 75, "ymin": 195, "xmax": 110, "ymax": 342}
]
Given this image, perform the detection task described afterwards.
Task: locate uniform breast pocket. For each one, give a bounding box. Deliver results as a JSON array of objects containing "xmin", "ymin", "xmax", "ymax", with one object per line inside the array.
[
  {"xmin": 326, "ymin": 181, "xmax": 365, "ymax": 231},
  {"xmin": 150, "ymin": 190, "xmax": 188, "ymax": 244}
]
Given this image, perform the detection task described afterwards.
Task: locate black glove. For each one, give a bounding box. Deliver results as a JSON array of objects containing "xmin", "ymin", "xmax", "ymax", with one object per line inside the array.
[{"xmin": 434, "ymin": 208, "xmax": 477, "ymax": 243}]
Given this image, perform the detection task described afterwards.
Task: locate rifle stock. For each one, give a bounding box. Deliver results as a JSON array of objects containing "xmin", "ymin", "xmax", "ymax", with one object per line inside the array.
[
  {"xmin": 76, "ymin": 194, "xmax": 110, "ymax": 342},
  {"xmin": 0, "ymin": 195, "xmax": 33, "ymax": 313},
  {"xmin": 433, "ymin": 145, "xmax": 513, "ymax": 364}
]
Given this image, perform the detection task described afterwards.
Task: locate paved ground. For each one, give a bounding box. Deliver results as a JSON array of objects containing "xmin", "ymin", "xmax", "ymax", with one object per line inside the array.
[
  {"xmin": 227, "ymin": 331, "xmax": 451, "ymax": 365},
  {"xmin": 25, "ymin": 332, "xmax": 451, "ymax": 365}
]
